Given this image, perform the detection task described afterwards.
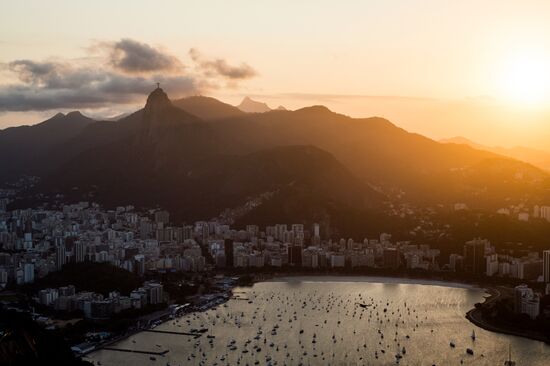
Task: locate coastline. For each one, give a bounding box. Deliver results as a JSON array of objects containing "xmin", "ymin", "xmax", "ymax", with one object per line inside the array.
[
  {"xmin": 465, "ymin": 287, "xmax": 550, "ymax": 345},
  {"xmin": 86, "ymin": 273, "xmax": 547, "ymax": 361},
  {"xmin": 263, "ymin": 273, "xmax": 481, "ymax": 290}
]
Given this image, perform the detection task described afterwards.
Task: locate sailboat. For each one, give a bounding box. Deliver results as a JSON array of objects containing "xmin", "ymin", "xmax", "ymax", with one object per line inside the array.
[{"xmin": 504, "ymin": 344, "xmax": 516, "ymax": 366}]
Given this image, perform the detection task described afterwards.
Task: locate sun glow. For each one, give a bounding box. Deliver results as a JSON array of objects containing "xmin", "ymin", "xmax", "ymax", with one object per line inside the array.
[{"xmin": 498, "ymin": 49, "xmax": 550, "ymax": 105}]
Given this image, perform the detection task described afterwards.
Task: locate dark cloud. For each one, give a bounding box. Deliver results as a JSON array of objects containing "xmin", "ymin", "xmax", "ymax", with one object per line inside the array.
[
  {"xmin": 108, "ymin": 39, "xmax": 182, "ymax": 73},
  {"xmin": 0, "ymin": 39, "xmax": 257, "ymax": 112},
  {"xmin": 189, "ymin": 48, "xmax": 256, "ymax": 80},
  {"xmin": 8, "ymin": 60, "xmax": 106, "ymax": 89},
  {"xmin": 0, "ymin": 60, "xmax": 197, "ymax": 111}
]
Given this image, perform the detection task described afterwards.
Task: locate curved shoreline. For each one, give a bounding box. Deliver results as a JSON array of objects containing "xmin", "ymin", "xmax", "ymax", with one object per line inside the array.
[
  {"xmin": 264, "ymin": 273, "xmax": 481, "ymax": 290},
  {"xmin": 247, "ymin": 273, "xmax": 550, "ymax": 345},
  {"xmin": 87, "ymin": 273, "xmax": 548, "ymax": 360},
  {"xmin": 465, "ymin": 287, "xmax": 550, "ymax": 345}
]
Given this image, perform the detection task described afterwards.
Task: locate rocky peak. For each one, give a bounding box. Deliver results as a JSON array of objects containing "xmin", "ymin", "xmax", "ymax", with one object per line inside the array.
[{"xmin": 145, "ymin": 87, "xmax": 171, "ymax": 111}]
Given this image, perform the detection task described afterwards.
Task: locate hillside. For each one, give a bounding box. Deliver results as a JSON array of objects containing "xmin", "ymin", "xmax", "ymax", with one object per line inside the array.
[
  {"xmin": 0, "ymin": 111, "xmax": 95, "ymax": 182},
  {"xmin": 36, "ymin": 89, "xmax": 379, "ymax": 221},
  {"xmin": 173, "ymin": 95, "xmax": 245, "ymax": 120},
  {"xmin": 205, "ymin": 106, "xmax": 550, "ymax": 206},
  {"xmin": 4, "ymin": 90, "xmax": 550, "ymax": 219}
]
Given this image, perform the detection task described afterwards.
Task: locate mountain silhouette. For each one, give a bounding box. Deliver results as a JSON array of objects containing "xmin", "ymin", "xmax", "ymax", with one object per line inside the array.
[
  {"xmin": 27, "ymin": 89, "xmax": 377, "ymax": 222},
  {"xmin": 237, "ymin": 96, "xmax": 271, "ymax": 113},
  {"xmin": 0, "ymin": 111, "xmax": 95, "ymax": 181},
  {"xmin": 173, "ymin": 95, "xmax": 245, "ymax": 120},
  {"xmin": 441, "ymin": 136, "xmax": 550, "ymax": 172},
  {"xmin": 3, "ymin": 90, "xmax": 550, "ymax": 222}
]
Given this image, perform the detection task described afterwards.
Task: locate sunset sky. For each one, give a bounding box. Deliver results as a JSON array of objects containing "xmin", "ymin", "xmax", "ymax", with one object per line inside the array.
[{"xmin": 1, "ymin": 0, "xmax": 550, "ymax": 150}]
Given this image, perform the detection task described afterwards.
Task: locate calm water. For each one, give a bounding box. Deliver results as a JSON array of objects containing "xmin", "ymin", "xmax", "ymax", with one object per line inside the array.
[{"xmin": 87, "ymin": 277, "xmax": 549, "ymax": 365}]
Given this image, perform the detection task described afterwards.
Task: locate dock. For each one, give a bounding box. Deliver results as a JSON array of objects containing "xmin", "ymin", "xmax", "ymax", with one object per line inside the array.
[
  {"xmin": 143, "ymin": 329, "xmax": 202, "ymax": 337},
  {"xmin": 102, "ymin": 347, "xmax": 169, "ymax": 356}
]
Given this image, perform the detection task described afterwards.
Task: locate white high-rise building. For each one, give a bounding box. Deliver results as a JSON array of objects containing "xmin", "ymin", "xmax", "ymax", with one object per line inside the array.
[
  {"xmin": 23, "ymin": 263, "xmax": 34, "ymax": 283},
  {"xmin": 74, "ymin": 242, "xmax": 85, "ymax": 263},
  {"xmin": 56, "ymin": 245, "xmax": 66, "ymax": 270},
  {"xmin": 540, "ymin": 206, "xmax": 550, "ymax": 222}
]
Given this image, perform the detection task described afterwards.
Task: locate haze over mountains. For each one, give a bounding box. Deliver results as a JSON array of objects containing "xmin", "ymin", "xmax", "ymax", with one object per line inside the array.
[
  {"xmin": 237, "ymin": 96, "xmax": 272, "ymax": 113},
  {"xmin": 1, "ymin": 88, "xmax": 549, "ymax": 224},
  {"xmin": 440, "ymin": 136, "xmax": 550, "ymax": 173}
]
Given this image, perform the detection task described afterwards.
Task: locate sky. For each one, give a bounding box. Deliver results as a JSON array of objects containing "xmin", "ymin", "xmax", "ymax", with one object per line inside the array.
[{"xmin": 1, "ymin": 0, "xmax": 550, "ymax": 150}]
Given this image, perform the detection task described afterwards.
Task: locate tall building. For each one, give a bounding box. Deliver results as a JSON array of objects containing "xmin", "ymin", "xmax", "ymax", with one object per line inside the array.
[
  {"xmin": 543, "ymin": 250, "xmax": 550, "ymax": 283},
  {"xmin": 514, "ymin": 284, "xmax": 540, "ymax": 319},
  {"xmin": 449, "ymin": 254, "xmax": 464, "ymax": 272},
  {"xmin": 287, "ymin": 245, "xmax": 303, "ymax": 266},
  {"xmin": 56, "ymin": 244, "xmax": 66, "ymax": 271},
  {"xmin": 74, "ymin": 241, "xmax": 85, "ymax": 263},
  {"xmin": 154, "ymin": 210, "xmax": 170, "ymax": 225},
  {"xmin": 313, "ymin": 223, "xmax": 320, "ymax": 237},
  {"xmin": 383, "ymin": 248, "xmax": 400, "ymax": 269},
  {"xmin": 134, "ymin": 254, "xmax": 145, "ymax": 276},
  {"xmin": 540, "ymin": 206, "xmax": 550, "ymax": 222},
  {"xmin": 463, "ymin": 239, "xmax": 487, "ymax": 275},
  {"xmin": 23, "ymin": 262, "xmax": 34, "ymax": 283},
  {"xmin": 224, "ymin": 239, "xmax": 234, "ymax": 267},
  {"xmin": 143, "ymin": 281, "xmax": 164, "ymax": 304}
]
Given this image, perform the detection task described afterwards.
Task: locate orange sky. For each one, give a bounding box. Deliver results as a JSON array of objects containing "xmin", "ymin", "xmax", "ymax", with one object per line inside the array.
[{"xmin": 1, "ymin": 1, "xmax": 550, "ymax": 150}]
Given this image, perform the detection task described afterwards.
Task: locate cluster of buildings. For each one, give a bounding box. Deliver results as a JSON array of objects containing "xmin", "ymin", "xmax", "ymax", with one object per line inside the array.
[
  {"xmin": 513, "ymin": 284, "xmax": 541, "ymax": 320},
  {"xmin": 36, "ymin": 281, "xmax": 164, "ymax": 319},
  {"xmin": 495, "ymin": 204, "xmax": 550, "ymax": 222},
  {"xmin": 1, "ymin": 198, "xmax": 550, "ymax": 302},
  {"xmin": 208, "ymin": 225, "xmax": 441, "ymax": 271},
  {"xmin": 0, "ymin": 202, "xmax": 209, "ymax": 289},
  {"xmin": 448, "ymin": 238, "xmax": 550, "ymax": 283}
]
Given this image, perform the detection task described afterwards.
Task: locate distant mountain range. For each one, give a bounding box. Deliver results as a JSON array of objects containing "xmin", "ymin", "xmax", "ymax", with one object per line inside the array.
[
  {"xmin": 440, "ymin": 136, "xmax": 550, "ymax": 172},
  {"xmin": 173, "ymin": 95, "xmax": 245, "ymax": 120},
  {"xmin": 2, "ymin": 89, "xmax": 550, "ymax": 223},
  {"xmin": 237, "ymin": 96, "xmax": 272, "ymax": 113}
]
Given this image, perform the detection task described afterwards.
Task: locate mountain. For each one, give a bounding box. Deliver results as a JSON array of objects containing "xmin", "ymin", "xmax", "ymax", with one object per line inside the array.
[
  {"xmin": 275, "ymin": 105, "xmax": 287, "ymax": 111},
  {"xmin": 34, "ymin": 89, "xmax": 378, "ymax": 221},
  {"xmin": 441, "ymin": 136, "xmax": 550, "ymax": 172},
  {"xmin": 4, "ymin": 91, "xmax": 550, "ymax": 220},
  {"xmin": 205, "ymin": 105, "xmax": 550, "ymax": 207},
  {"xmin": 173, "ymin": 95, "xmax": 245, "ymax": 120},
  {"xmin": 102, "ymin": 112, "xmax": 131, "ymax": 121},
  {"xmin": 0, "ymin": 111, "xmax": 95, "ymax": 182},
  {"xmin": 237, "ymin": 96, "xmax": 271, "ymax": 113}
]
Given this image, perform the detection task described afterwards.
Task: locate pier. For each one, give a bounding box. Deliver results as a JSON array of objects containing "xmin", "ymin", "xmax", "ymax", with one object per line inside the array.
[
  {"xmin": 102, "ymin": 347, "xmax": 169, "ymax": 356},
  {"xmin": 143, "ymin": 329, "xmax": 202, "ymax": 337}
]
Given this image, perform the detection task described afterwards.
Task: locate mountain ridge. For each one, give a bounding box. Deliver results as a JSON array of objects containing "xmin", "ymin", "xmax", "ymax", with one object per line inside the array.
[
  {"xmin": 3, "ymin": 90, "xmax": 550, "ymax": 219},
  {"xmin": 237, "ymin": 96, "xmax": 271, "ymax": 113}
]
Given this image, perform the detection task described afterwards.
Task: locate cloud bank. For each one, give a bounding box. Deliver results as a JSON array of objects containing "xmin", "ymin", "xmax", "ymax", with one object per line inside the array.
[
  {"xmin": 189, "ymin": 48, "xmax": 256, "ymax": 80},
  {"xmin": 108, "ymin": 39, "xmax": 182, "ymax": 74},
  {"xmin": 0, "ymin": 39, "xmax": 257, "ymax": 112}
]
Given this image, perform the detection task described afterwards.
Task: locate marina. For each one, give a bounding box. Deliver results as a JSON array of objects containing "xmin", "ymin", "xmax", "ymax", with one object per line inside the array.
[{"xmin": 87, "ymin": 277, "xmax": 550, "ymax": 365}]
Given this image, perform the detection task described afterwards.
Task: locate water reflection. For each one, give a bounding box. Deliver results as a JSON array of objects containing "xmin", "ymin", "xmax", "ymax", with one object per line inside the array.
[{"xmin": 87, "ymin": 277, "xmax": 549, "ymax": 366}]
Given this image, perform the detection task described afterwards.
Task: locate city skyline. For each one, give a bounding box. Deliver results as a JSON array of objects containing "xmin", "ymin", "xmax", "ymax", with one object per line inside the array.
[{"xmin": 2, "ymin": 2, "xmax": 550, "ymax": 365}]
